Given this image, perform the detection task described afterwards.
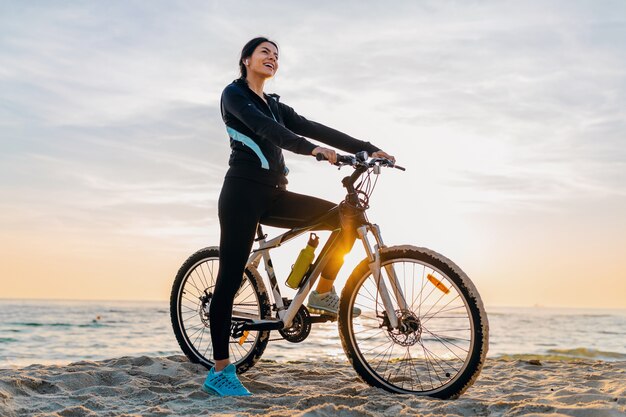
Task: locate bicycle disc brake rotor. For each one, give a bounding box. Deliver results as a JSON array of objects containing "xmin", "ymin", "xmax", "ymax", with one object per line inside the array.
[
  {"xmin": 386, "ymin": 309, "xmax": 422, "ymax": 347},
  {"xmin": 198, "ymin": 290, "xmax": 211, "ymax": 326},
  {"xmin": 279, "ymin": 305, "xmax": 312, "ymax": 343}
]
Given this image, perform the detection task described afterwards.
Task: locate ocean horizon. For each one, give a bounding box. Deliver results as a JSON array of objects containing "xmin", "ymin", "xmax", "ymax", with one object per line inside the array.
[{"xmin": 1, "ymin": 298, "xmax": 625, "ymax": 368}]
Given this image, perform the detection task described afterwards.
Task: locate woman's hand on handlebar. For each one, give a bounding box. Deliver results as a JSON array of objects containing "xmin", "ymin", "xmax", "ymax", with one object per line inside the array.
[
  {"xmin": 371, "ymin": 150, "xmax": 396, "ymax": 164},
  {"xmin": 312, "ymin": 146, "xmax": 337, "ymax": 164}
]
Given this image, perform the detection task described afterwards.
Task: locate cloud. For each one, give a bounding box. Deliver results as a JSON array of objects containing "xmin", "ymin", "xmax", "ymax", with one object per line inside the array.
[
  {"xmin": 1, "ymin": 0, "xmax": 625, "ymax": 238},
  {"xmin": 0, "ymin": 101, "xmax": 228, "ymax": 240}
]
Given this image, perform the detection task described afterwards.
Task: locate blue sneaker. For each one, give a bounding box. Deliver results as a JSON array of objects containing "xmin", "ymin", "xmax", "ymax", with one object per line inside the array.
[{"xmin": 202, "ymin": 363, "xmax": 252, "ymax": 396}]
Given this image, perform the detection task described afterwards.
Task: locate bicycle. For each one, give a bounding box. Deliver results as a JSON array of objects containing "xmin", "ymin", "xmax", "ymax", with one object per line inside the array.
[{"xmin": 170, "ymin": 151, "xmax": 489, "ymax": 399}]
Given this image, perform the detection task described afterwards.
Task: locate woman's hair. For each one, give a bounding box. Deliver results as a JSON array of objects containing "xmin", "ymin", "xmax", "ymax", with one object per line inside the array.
[{"xmin": 239, "ymin": 37, "xmax": 279, "ymax": 79}]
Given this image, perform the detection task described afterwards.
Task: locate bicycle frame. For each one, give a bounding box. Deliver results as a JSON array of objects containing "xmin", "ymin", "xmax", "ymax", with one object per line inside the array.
[{"xmin": 234, "ymin": 170, "xmax": 409, "ymax": 332}]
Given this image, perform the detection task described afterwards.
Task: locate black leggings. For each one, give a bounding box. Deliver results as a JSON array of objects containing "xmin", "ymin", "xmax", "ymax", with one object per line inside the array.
[{"xmin": 209, "ymin": 176, "xmax": 356, "ymax": 361}]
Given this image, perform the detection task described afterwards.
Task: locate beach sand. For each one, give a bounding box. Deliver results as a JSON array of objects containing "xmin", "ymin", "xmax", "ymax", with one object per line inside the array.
[{"xmin": 0, "ymin": 356, "xmax": 624, "ymax": 417}]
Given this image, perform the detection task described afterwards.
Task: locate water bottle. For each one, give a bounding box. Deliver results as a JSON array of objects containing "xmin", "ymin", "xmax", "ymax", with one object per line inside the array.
[{"xmin": 285, "ymin": 233, "xmax": 320, "ymax": 289}]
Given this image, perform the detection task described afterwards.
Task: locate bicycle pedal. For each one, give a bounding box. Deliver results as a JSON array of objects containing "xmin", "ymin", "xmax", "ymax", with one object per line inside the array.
[{"xmin": 309, "ymin": 313, "xmax": 337, "ymax": 323}]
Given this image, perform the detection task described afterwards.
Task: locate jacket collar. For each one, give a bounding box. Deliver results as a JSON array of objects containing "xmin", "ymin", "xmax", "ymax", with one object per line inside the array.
[{"xmin": 233, "ymin": 78, "xmax": 281, "ymax": 102}]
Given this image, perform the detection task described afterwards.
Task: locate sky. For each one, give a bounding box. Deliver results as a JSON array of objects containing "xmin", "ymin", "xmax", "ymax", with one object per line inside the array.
[{"xmin": 1, "ymin": 1, "xmax": 624, "ymax": 308}]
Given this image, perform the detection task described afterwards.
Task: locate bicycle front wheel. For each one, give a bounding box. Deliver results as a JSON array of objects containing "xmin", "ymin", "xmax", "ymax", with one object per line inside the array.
[
  {"xmin": 170, "ymin": 247, "xmax": 271, "ymax": 373},
  {"xmin": 338, "ymin": 245, "xmax": 488, "ymax": 399}
]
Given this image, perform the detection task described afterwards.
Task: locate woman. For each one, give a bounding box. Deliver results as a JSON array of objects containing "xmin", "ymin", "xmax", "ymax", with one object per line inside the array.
[{"xmin": 203, "ymin": 37, "xmax": 396, "ymax": 396}]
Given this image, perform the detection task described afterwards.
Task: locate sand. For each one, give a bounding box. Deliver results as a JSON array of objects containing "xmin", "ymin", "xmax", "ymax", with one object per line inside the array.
[{"xmin": 0, "ymin": 356, "xmax": 624, "ymax": 417}]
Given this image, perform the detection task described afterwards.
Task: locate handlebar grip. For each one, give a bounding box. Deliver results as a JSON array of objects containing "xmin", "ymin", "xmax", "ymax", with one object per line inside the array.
[{"xmin": 316, "ymin": 152, "xmax": 354, "ymax": 164}]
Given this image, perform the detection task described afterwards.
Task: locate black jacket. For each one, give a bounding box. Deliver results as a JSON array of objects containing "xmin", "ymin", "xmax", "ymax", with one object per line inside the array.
[{"xmin": 220, "ymin": 78, "xmax": 380, "ymax": 187}]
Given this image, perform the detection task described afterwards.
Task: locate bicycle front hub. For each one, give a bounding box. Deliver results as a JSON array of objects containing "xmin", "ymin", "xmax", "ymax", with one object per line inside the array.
[{"xmin": 387, "ymin": 310, "xmax": 422, "ymax": 347}]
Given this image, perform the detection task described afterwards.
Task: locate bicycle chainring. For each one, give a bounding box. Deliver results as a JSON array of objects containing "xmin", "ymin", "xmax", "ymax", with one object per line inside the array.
[{"xmin": 278, "ymin": 305, "xmax": 312, "ymax": 343}]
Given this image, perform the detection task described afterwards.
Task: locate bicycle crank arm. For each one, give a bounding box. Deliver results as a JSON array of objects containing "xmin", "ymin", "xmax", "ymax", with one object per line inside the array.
[
  {"xmin": 232, "ymin": 310, "xmax": 262, "ymax": 320},
  {"xmin": 236, "ymin": 319, "xmax": 285, "ymax": 332},
  {"xmin": 309, "ymin": 314, "xmax": 336, "ymax": 324}
]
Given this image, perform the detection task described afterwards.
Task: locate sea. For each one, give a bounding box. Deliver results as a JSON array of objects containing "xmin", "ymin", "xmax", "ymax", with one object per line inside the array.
[{"xmin": 1, "ymin": 299, "xmax": 625, "ymax": 368}]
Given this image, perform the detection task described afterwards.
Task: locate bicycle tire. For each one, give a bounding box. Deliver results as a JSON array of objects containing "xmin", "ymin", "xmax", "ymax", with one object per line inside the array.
[
  {"xmin": 338, "ymin": 245, "xmax": 488, "ymax": 399},
  {"xmin": 170, "ymin": 246, "xmax": 271, "ymax": 373}
]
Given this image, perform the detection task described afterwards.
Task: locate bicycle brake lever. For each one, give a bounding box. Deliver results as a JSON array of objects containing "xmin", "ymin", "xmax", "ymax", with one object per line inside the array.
[
  {"xmin": 371, "ymin": 157, "xmax": 405, "ymax": 171},
  {"xmin": 379, "ymin": 157, "xmax": 406, "ymax": 171}
]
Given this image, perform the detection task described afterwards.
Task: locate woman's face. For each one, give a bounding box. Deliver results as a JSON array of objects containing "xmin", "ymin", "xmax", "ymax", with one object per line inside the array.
[{"xmin": 245, "ymin": 41, "xmax": 279, "ymax": 79}]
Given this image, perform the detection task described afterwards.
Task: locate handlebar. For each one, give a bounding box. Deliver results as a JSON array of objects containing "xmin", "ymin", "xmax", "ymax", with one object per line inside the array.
[{"xmin": 315, "ymin": 151, "xmax": 406, "ymax": 171}]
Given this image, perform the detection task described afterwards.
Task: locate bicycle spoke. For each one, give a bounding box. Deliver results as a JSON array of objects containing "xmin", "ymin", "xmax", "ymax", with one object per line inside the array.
[
  {"xmin": 203, "ymin": 338, "xmax": 212, "ymax": 359},
  {"xmin": 421, "ymin": 341, "xmax": 443, "ymax": 389},
  {"xmin": 197, "ymin": 263, "xmax": 210, "ymax": 294},
  {"xmin": 361, "ymin": 337, "xmax": 395, "ymax": 355},
  {"xmin": 372, "ymin": 340, "xmax": 395, "ymax": 375},
  {"xmin": 182, "ymin": 293, "xmax": 201, "ymax": 306},
  {"xmin": 187, "ymin": 324, "xmax": 205, "ymax": 340},
  {"xmin": 406, "ymin": 349, "xmax": 424, "ymax": 391},
  {"xmin": 421, "ymin": 303, "xmax": 465, "ymax": 324},
  {"xmin": 231, "ymin": 339, "xmax": 244, "ymax": 360},
  {"xmin": 422, "ymin": 327, "xmax": 470, "ymax": 333},
  {"xmin": 351, "ymin": 326, "xmax": 385, "ymax": 336},
  {"xmin": 422, "ymin": 327, "xmax": 469, "ymax": 358},
  {"xmin": 183, "ymin": 314, "xmax": 199, "ymax": 323},
  {"xmin": 420, "ymin": 342, "xmax": 462, "ymax": 376},
  {"xmin": 392, "ymin": 348, "xmax": 411, "ymax": 389},
  {"xmin": 420, "ymin": 292, "xmax": 460, "ymax": 324},
  {"xmin": 186, "ymin": 275, "xmax": 205, "ymax": 297},
  {"xmin": 209, "ymin": 260, "xmax": 216, "ymax": 282},
  {"xmin": 362, "ymin": 281, "xmax": 385, "ymax": 308},
  {"xmin": 196, "ymin": 326, "xmax": 206, "ymax": 351},
  {"xmin": 181, "ymin": 306, "xmax": 198, "ymax": 314}
]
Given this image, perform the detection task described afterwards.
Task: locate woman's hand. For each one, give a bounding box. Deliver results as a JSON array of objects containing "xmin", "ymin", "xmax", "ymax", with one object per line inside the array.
[
  {"xmin": 312, "ymin": 146, "xmax": 337, "ymax": 164},
  {"xmin": 372, "ymin": 150, "xmax": 396, "ymax": 164}
]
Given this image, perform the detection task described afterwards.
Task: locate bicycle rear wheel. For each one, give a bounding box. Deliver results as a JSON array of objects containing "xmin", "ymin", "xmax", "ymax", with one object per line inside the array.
[
  {"xmin": 170, "ymin": 247, "xmax": 271, "ymax": 373},
  {"xmin": 338, "ymin": 245, "xmax": 488, "ymax": 399}
]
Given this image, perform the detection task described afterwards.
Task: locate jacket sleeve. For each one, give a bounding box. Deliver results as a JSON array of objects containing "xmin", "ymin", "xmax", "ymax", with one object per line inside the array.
[
  {"xmin": 221, "ymin": 87, "xmax": 318, "ymax": 156},
  {"xmin": 278, "ymin": 101, "xmax": 381, "ymax": 155}
]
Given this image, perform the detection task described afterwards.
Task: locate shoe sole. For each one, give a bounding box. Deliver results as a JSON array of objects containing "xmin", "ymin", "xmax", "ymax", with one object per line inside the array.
[
  {"xmin": 308, "ymin": 305, "xmax": 361, "ymax": 318},
  {"xmin": 307, "ymin": 306, "xmax": 338, "ymax": 316},
  {"xmin": 202, "ymin": 383, "xmax": 251, "ymax": 397},
  {"xmin": 202, "ymin": 384, "xmax": 221, "ymax": 396}
]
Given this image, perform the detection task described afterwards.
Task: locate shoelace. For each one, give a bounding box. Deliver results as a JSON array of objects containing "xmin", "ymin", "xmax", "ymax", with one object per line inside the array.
[
  {"xmin": 321, "ymin": 293, "xmax": 339, "ymax": 308},
  {"xmin": 322, "ymin": 291, "xmax": 360, "ymax": 314},
  {"xmin": 209, "ymin": 373, "xmax": 241, "ymax": 390}
]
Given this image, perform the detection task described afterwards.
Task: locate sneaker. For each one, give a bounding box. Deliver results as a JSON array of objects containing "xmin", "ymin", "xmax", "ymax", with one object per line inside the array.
[
  {"xmin": 202, "ymin": 363, "xmax": 252, "ymax": 396},
  {"xmin": 307, "ymin": 286, "xmax": 361, "ymax": 317}
]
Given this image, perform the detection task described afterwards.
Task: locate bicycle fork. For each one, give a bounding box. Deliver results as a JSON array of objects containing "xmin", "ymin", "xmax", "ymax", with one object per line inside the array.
[{"xmin": 357, "ymin": 224, "xmax": 408, "ymax": 330}]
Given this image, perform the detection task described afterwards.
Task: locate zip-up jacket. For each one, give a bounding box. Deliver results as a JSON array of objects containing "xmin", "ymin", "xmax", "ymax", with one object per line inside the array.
[{"xmin": 220, "ymin": 78, "xmax": 380, "ymax": 187}]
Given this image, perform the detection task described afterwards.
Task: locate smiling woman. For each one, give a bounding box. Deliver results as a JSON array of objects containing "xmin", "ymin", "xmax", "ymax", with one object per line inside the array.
[{"xmin": 201, "ymin": 36, "xmax": 396, "ymax": 396}]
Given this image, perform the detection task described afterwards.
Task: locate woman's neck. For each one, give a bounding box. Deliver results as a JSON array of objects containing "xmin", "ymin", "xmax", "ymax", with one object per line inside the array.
[{"xmin": 245, "ymin": 74, "xmax": 266, "ymax": 101}]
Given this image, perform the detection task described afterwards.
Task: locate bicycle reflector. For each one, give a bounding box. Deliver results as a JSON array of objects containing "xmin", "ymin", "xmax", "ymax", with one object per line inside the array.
[
  {"xmin": 427, "ymin": 274, "xmax": 450, "ymax": 294},
  {"xmin": 238, "ymin": 330, "xmax": 250, "ymax": 346}
]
